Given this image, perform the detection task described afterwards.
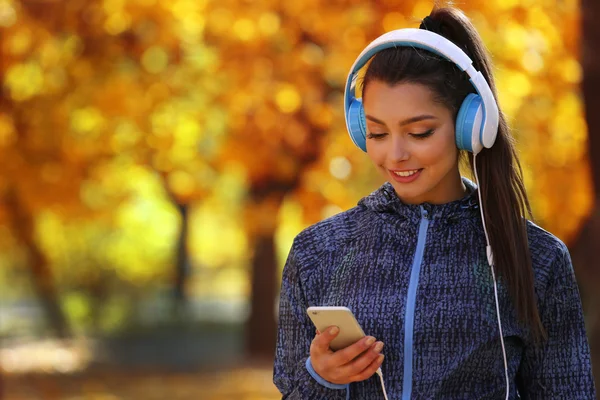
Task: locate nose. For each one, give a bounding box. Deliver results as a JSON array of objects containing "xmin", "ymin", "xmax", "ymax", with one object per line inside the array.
[{"xmin": 390, "ymin": 134, "xmax": 410, "ymax": 163}]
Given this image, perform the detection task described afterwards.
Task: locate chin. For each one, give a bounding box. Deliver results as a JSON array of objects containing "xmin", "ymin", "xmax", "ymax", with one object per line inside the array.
[{"xmin": 388, "ymin": 183, "xmax": 424, "ymax": 203}]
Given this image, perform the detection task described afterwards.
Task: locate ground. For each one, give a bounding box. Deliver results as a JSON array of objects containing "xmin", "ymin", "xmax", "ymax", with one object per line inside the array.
[{"xmin": 4, "ymin": 365, "xmax": 281, "ymax": 400}]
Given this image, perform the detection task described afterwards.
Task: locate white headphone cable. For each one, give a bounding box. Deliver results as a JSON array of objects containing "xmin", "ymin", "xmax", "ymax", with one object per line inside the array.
[
  {"xmin": 473, "ymin": 153, "xmax": 510, "ymax": 400},
  {"xmin": 375, "ymin": 367, "xmax": 389, "ymax": 400}
]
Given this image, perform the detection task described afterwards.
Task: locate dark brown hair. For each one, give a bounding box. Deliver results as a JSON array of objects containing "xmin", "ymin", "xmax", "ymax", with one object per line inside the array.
[{"xmin": 362, "ymin": 7, "xmax": 545, "ymax": 342}]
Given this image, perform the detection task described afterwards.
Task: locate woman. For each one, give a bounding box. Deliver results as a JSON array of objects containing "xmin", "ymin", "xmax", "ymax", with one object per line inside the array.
[{"xmin": 273, "ymin": 6, "xmax": 596, "ymax": 399}]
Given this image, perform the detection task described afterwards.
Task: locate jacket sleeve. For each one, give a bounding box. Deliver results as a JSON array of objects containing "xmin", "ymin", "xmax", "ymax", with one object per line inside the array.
[
  {"xmin": 273, "ymin": 237, "xmax": 349, "ymax": 399},
  {"xmin": 516, "ymin": 242, "xmax": 596, "ymax": 399}
]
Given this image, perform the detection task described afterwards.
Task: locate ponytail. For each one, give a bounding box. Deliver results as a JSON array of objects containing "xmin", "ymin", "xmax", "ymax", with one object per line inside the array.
[{"xmin": 431, "ymin": 7, "xmax": 545, "ymax": 342}]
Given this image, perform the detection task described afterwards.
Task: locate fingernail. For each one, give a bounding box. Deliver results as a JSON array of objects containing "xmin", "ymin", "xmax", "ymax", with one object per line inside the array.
[
  {"xmin": 330, "ymin": 326, "xmax": 339, "ymax": 335},
  {"xmin": 366, "ymin": 336, "xmax": 376, "ymax": 346},
  {"xmin": 374, "ymin": 342, "xmax": 384, "ymax": 352},
  {"xmin": 378, "ymin": 354, "xmax": 385, "ymax": 363}
]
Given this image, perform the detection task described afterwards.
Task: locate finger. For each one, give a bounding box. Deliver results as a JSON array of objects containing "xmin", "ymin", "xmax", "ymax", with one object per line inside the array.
[
  {"xmin": 349, "ymin": 353, "xmax": 385, "ymax": 383},
  {"xmin": 310, "ymin": 326, "xmax": 339, "ymax": 355},
  {"xmin": 341, "ymin": 341, "xmax": 384, "ymax": 377},
  {"xmin": 331, "ymin": 335, "xmax": 377, "ymax": 365}
]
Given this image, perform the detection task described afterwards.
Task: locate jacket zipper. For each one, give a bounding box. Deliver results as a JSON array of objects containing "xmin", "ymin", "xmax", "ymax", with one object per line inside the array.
[{"xmin": 402, "ymin": 206, "xmax": 430, "ymax": 399}]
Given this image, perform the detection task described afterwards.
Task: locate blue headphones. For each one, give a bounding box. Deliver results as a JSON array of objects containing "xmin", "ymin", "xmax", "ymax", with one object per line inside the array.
[{"xmin": 344, "ymin": 28, "xmax": 499, "ymax": 155}]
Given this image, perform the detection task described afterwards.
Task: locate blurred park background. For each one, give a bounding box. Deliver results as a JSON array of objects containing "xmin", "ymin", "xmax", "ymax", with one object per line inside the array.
[{"xmin": 1, "ymin": 0, "xmax": 600, "ymax": 398}]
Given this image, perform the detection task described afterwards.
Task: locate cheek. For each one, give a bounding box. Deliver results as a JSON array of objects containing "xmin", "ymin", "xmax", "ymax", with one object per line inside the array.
[
  {"xmin": 419, "ymin": 131, "xmax": 458, "ymax": 166},
  {"xmin": 365, "ymin": 142, "xmax": 386, "ymax": 164}
]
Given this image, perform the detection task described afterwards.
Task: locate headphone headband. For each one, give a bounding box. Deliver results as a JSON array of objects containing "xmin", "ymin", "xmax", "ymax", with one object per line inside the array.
[{"xmin": 343, "ymin": 28, "xmax": 499, "ymax": 153}]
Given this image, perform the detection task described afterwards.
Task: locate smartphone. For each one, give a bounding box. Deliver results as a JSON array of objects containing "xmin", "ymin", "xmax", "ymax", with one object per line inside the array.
[{"xmin": 307, "ymin": 306, "xmax": 366, "ymax": 351}]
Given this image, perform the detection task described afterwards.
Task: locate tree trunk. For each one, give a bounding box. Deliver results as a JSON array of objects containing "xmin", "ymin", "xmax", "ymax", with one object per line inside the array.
[
  {"xmin": 173, "ymin": 203, "xmax": 190, "ymax": 314},
  {"xmin": 246, "ymin": 230, "xmax": 279, "ymax": 360},
  {"xmin": 245, "ymin": 187, "xmax": 288, "ymax": 361},
  {"xmin": 5, "ymin": 188, "xmax": 71, "ymax": 339},
  {"xmin": 572, "ymin": 0, "xmax": 600, "ymax": 394}
]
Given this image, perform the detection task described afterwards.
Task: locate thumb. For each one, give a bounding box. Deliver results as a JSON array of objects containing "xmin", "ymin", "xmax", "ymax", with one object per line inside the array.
[{"xmin": 314, "ymin": 326, "xmax": 339, "ymax": 352}]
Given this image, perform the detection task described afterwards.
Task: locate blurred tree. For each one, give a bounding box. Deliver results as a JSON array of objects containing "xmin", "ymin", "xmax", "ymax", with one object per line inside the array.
[
  {"xmin": 573, "ymin": 0, "xmax": 600, "ymax": 392},
  {"xmin": 203, "ymin": 0, "xmax": 380, "ymax": 358},
  {"xmin": 0, "ymin": 0, "xmax": 226, "ymax": 334}
]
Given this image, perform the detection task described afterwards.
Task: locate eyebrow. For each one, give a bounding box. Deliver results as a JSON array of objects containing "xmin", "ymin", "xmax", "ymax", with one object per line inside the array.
[{"xmin": 365, "ymin": 114, "xmax": 437, "ymax": 127}]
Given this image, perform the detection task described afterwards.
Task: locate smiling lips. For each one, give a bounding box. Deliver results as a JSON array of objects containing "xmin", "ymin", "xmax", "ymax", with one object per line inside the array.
[
  {"xmin": 389, "ymin": 168, "xmax": 423, "ymax": 183},
  {"xmin": 393, "ymin": 169, "xmax": 420, "ymax": 177}
]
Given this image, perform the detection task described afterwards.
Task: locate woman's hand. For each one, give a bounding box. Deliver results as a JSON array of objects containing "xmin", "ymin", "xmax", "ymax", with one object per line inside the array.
[{"xmin": 309, "ymin": 326, "xmax": 385, "ymax": 385}]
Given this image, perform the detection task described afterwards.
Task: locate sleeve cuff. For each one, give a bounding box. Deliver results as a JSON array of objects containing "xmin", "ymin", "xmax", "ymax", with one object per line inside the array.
[{"xmin": 305, "ymin": 356, "xmax": 350, "ymax": 390}]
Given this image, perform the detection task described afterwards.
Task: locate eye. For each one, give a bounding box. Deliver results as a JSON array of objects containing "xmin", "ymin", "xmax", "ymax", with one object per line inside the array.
[
  {"xmin": 366, "ymin": 132, "xmax": 387, "ymax": 140},
  {"xmin": 410, "ymin": 129, "xmax": 435, "ymax": 139}
]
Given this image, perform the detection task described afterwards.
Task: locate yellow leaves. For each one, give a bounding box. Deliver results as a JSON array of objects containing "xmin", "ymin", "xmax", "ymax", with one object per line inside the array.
[
  {"xmin": 210, "ymin": 8, "xmax": 281, "ymax": 43},
  {"xmin": 280, "ymin": 118, "xmax": 309, "ymax": 152},
  {"xmin": 506, "ymin": 71, "xmax": 532, "ymax": 99},
  {"xmin": 321, "ymin": 204, "xmax": 343, "ymax": 220},
  {"xmin": 6, "ymin": 27, "xmax": 32, "ymax": 56},
  {"xmin": 521, "ymin": 49, "xmax": 545, "ymax": 74},
  {"xmin": 41, "ymin": 163, "xmax": 63, "ymax": 184},
  {"xmin": 71, "ymin": 59, "xmax": 94, "ymax": 83},
  {"xmin": 171, "ymin": 0, "xmax": 208, "ymax": 17},
  {"xmin": 411, "ymin": 0, "xmax": 433, "ymax": 22},
  {"xmin": 383, "ymin": 12, "xmax": 407, "ymax": 31},
  {"xmin": 323, "ymin": 52, "xmax": 348, "ymax": 87},
  {"xmin": 526, "ymin": 7, "xmax": 559, "ymax": 45},
  {"xmin": 102, "ymin": 0, "xmax": 133, "ymax": 35},
  {"xmin": 103, "ymin": 0, "xmax": 126, "ymax": 14},
  {"xmin": 0, "ymin": 113, "xmax": 16, "ymax": 148},
  {"xmin": 38, "ymin": 38, "xmax": 63, "ymax": 69},
  {"xmin": 501, "ymin": 21, "xmax": 528, "ymax": 57},
  {"xmin": 329, "ymin": 156, "xmax": 352, "ymax": 181},
  {"xmin": 548, "ymin": 93, "xmax": 587, "ymax": 165},
  {"xmin": 185, "ymin": 44, "xmax": 219, "ymax": 71},
  {"xmin": 167, "ymin": 170, "xmax": 195, "ymax": 199},
  {"xmin": 342, "ymin": 27, "xmax": 367, "ymax": 52},
  {"xmin": 141, "ymin": 46, "xmax": 169, "ymax": 74},
  {"xmin": 70, "ymin": 107, "xmax": 106, "ymax": 138},
  {"xmin": 300, "ymin": 43, "xmax": 325, "ymax": 66},
  {"xmin": 307, "ymin": 103, "xmax": 333, "ymax": 130},
  {"xmin": 496, "ymin": 69, "xmax": 532, "ymax": 117},
  {"xmin": 206, "ymin": 8, "xmax": 234, "ymax": 36},
  {"xmin": 111, "ymin": 120, "xmax": 142, "ymax": 152},
  {"xmin": 347, "ymin": 5, "xmax": 377, "ymax": 28},
  {"xmin": 0, "ymin": 0, "xmax": 17, "ymax": 28},
  {"xmin": 494, "ymin": 0, "xmax": 521, "ymax": 11},
  {"xmin": 165, "ymin": 0, "xmax": 208, "ymax": 43},
  {"xmin": 105, "ymin": 12, "xmax": 132, "ymax": 35},
  {"xmin": 145, "ymin": 82, "xmax": 171, "ymax": 105},
  {"xmin": 558, "ymin": 57, "xmax": 582, "ymax": 84},
  {"xmin": 80, "ymin": 180, "xmax": 110, "ymax": 211},
  {"xmin": 5, "ymin": 62, "xmax": 44, "ymax": 101},
  {"xmin": 275, "ymin": 84, "xmax": 302, "ymax": 114},
  {"xmin": 174, "ymin": 115, "xmax": 201, "ymax": 145},
  {"xmin": 258, "ymin": 12, "xmax": 280, "ymax": 36},
  {"xmin": 253, "ymin": 104, "xmax": 277, "ymax": 134},
  {"xmin": 151, "ymin": 152, "xmax": 173, "ymax": 172},
  {"xmin": 233, "ymin": 18, "xmax": 258, "ymax": 42}
]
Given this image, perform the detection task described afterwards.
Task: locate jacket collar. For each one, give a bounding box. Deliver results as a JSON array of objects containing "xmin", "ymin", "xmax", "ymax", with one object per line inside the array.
[{"xmin": 358, "ymin": 177, "xmax": 480, "ymax": 224}]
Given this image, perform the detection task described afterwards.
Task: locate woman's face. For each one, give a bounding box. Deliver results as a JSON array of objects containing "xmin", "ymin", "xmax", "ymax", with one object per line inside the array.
[{"xmin": 362, "ymin": 80, "xmax": 465, "ymax": 205}]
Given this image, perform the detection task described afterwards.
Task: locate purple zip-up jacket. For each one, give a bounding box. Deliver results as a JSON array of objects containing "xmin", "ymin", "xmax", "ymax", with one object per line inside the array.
[{"xmin": 273, "ymin": 179, "xmax": 595, "ymax": 399}]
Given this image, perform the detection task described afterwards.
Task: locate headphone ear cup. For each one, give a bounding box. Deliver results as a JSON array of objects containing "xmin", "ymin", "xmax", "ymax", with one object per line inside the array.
[
  {"xmin": 455, "ymin": 93, "xmax": 484, "ymax": 154},
  {"xmin": 347, "ymin": 98, "xmax": 368, "ymax": 152}
]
